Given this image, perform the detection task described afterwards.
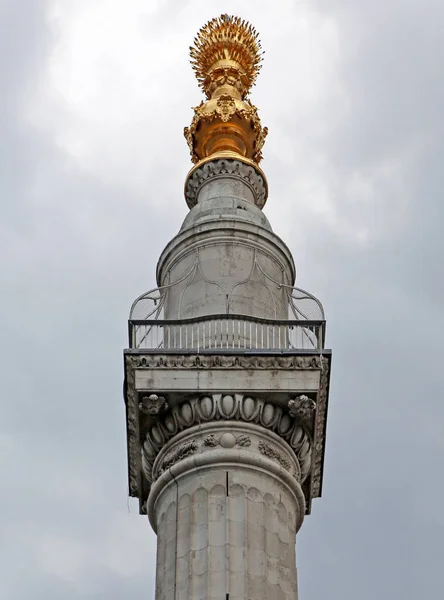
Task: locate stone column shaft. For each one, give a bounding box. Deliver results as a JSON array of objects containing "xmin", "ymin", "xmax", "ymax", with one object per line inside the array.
[
  {"xmin": 148, "ymin": 417, "xmax": 305, "ymax": 600},
  {"xmin": 124, "ymin": 14, "xmax": 332, "ymax": 600}
]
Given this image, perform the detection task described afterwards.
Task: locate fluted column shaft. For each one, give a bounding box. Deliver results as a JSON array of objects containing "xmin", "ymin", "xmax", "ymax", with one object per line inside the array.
[{"xmin": 148, "ymin": 418, "xmax": 305, "ymax": 600}]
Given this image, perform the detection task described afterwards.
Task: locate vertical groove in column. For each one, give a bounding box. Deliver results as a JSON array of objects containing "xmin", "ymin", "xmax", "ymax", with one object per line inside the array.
[
  {"xmin": 208, "ymin": 484, "xmax": 227, "ymax": 600},
  {"xmin": 247, "ymin": 487, "xmax": 266, "ymax": 600},
  {"xmin": 264, "ymin": 492, "xmax": 279, "ymax": 600},
  {"xmin": 277, "ymin": 500, "xmax": 295, "ymax": 597},
  {"xmin": 189, "ymin": 487, "xmax": 209, "ymax": 600},
  {"xmin": 176, "ymin": 493, "xmax": 191, "ymax": 600},
  {"xmin": 228, "ymin": 482, "xmax": 247, "ymax": 600},
  {"xmin": 164, "ymin": 499, "xmax": 177, "ymax": 599},
  {"xmin": 288, "ymin": 513, "xmax": 298, "ymax": 600},
  {"xmin": 156, "ymin": 511, "xmax": 167, "ymax": 600},
  {"xmin": 295, "ymin": 563, "xmax": 299, "ymax": 600},
  {"xmin": 152, "ymin": 445, "xmax": 301, "ymax": 600}
]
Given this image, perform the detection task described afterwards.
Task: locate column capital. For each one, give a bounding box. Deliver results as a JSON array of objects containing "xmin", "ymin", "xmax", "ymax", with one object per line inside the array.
[{"xmin": 184, "ymin": 156, "xmax": 268, "ymax": 209}]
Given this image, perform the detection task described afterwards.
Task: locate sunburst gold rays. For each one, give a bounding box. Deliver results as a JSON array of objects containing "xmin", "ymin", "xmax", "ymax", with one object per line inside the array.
[{"xmin": 189, "ymin": 14, "xmax": 264, "ymax": 97}]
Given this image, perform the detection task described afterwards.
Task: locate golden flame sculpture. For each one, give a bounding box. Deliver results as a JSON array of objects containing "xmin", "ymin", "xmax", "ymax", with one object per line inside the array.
[
  {"xmin": 184, "ymin": 15, "xmax": 268, "ymax": 166},
  {"xmin": 190, "ymin": 14, "xmax": 263, "ymax": 100}
]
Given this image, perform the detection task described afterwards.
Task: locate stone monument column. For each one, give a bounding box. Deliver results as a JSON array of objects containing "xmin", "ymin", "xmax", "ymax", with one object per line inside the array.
[
  {"xmin": 146, "ymin": 395, "xmax": 311, "ymax": 600},
  {"xmin": 124, "ymin": 14, "xmax": 332, "ymax": 600}
]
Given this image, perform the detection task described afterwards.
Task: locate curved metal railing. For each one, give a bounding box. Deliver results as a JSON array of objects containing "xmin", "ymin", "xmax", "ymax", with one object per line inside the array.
[
  {"xmin": 129, "ymin": 313, "xmax": 325, "ymax": 352},
  {"xmin": 129, "ymin": 248, "xmax": 325, "ymax": 324}
]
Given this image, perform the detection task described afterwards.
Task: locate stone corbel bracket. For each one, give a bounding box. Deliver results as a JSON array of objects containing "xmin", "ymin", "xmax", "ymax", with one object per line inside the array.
[{"xmin": 123, "ymin": 351, "xmax": 331, "ymax": 515}]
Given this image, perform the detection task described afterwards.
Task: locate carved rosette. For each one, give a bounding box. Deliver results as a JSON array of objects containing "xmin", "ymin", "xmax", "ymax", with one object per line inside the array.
[
  {"xmin": 288, "ymin": 395, "xmax": 317, "ymax": 422},
  {"xmin": 139, "ymin": 394, "xmax": 168, "ymax": 416}
]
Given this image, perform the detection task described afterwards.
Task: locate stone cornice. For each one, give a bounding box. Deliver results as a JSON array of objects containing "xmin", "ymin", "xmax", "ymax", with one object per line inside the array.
[
  {"xmin": 124, "ymin": 362, "xmax": 141, "ymax": 498},
  {"xmin": 311, "ymin": 357, "xmax": 330, "ymax": 500},
  {"xmin": 125, "ymin": 352, "xmax": 326, "ymax": 370}
]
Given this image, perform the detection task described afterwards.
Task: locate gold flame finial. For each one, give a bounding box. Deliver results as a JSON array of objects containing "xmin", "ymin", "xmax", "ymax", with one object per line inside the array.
[
  {"xmin": 190, "ymin": 14, "xmax": 263, "ymax": 100},
  {"xmin": 184, "ymin": 15, "xmax": 268, "ymax": 166}
]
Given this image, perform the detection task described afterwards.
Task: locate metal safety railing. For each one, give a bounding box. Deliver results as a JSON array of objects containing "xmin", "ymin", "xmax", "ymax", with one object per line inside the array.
[{"xmin": 129, "ymin": 314, "xmax": 325, "ymax": 352}]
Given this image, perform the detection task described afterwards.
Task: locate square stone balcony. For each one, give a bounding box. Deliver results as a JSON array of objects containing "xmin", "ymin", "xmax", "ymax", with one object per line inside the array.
[{"xmin": 124, "ymin": 314, "xmax": 331, "ymax": 515}]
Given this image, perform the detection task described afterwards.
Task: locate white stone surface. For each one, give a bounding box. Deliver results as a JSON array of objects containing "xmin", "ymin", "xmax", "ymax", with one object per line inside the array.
[
  {"xmin": 157, "ymin": 170, "xmax": 296, "ymax": 321},
  {"xmin": 139, "ymin": 166, "xmax": 324, "ymax": 599},
  {"xmin": 135, "ymin": 367, "xmax": 320, "ymax": 394},
  {"xmin": 150, "ymin": 423, "xmax": 302, "ymax": 600}
]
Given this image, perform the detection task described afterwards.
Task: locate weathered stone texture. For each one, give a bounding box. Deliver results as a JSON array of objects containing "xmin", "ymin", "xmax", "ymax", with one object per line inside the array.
[
  {"xmin": 157, "ymin": 166, "xmax": 295, "ymax": 321},
  {"xmin": 153, "ymin": 465, "xmax": 299, "ymax": 600},
  {"xmin": 124, "ymin": 162, "xmax": 331, "ymax": 599}
]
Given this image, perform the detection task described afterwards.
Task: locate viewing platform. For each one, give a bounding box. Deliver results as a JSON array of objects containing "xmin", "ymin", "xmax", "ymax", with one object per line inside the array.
[{"xmin": 128, "ymin": 314, "xmax": 326, "ymax": 352}]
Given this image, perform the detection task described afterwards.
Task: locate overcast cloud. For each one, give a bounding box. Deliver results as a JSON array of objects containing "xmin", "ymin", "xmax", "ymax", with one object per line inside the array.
[{"xmin": 1, "ymin": 0, "xmax": 443, "ymax": 598}]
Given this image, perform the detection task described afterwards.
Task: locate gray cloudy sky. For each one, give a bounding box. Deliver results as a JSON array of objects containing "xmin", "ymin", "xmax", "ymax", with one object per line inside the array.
[{"xmin": 1, "ymin": 0, "xmax": 443, "ymax": 598}]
